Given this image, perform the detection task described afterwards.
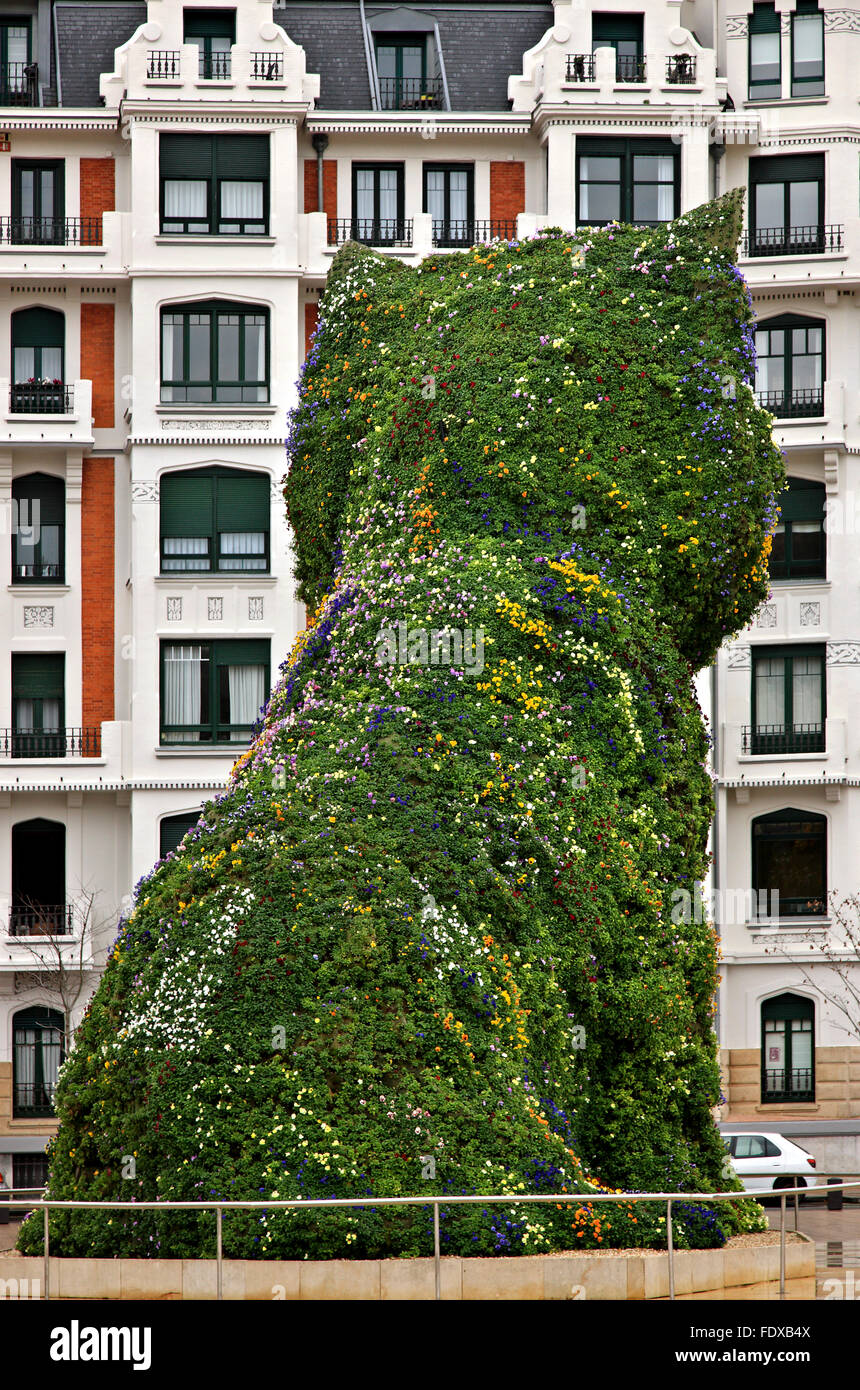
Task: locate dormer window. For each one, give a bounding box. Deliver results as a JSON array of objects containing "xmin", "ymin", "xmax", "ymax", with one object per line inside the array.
[
  {"xmin": 375, "ymin": 34, "xmax": 441, "ymax": 109},
  {"xmin": 183, "ymin": 7, "xmax": 235, "ymax": 80}
]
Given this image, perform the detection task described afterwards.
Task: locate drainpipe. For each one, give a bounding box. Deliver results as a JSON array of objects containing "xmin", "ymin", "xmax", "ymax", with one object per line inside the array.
[
  {"xmin": 358, "ymin": 0, "xmax": 379, "ymax": 109},
  {"xmin": 311, "ymin": 132, "xmax": 329, "ymax": 216}
]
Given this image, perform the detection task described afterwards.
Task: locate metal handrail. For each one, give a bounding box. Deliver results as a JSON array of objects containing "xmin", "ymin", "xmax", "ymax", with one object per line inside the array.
[{"xmin": 14, "ymin": 1178, "xmax": 860, "ymax": 1302}]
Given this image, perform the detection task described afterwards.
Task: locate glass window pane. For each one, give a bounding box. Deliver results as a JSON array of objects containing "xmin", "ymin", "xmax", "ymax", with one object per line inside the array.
[
  {"xmin": 217, "ymin": 314, "xmax": 240, "ymax": 381},
  {"xmin": 401, "ymin": 45, "xmax": 424, "ymax": 79},
  {"xmin": 755, "ymin": 657, "xmax": 785, "ymax": 727},
  {"xmin": 19, "ymin": 169, "xmax": 34, "ymax": 219},
  {"xmin": 376, "ymin": 46, "xmax": 397, "ymax": 79},
  {"xmin": 789, "ymin": 180, "xmax": 819, "ymax": 227},
  {"xmin": 220, "ymin": 181, "xmax": 263, "ymax": 222},
  {"xmin": 794, "ymin": 14, "xmax": 823, "ymax": 68},
  {"xmin": 40, "ymin": 171, "xmax": 54, "ymax": 220},
  {"xmin": 164, "ymin": 180, "xmax": 207, "ymax": 219},
  {"xmin": 751, "ymin": 31, "xmax": 781, "ymax": 79},
  {"xmin": 220, "ymin": 532, "xmax": 266, "ymax": 570},
  {"xmin": 793, "ymin": 655, "xmax": 822, "ymax": 725},
  {"xmin": 13, "ymin": 347, "xmax": 34, "ymax": 382},
  {"xmin": 633, "ymin": 155, "xmax": 673, "ymax": 182},
  {"xmin": 188, "ymin": 315, "xmax": 210, "ymax": 380},
  {"xmin": 581, "ymin": 155, "xmax": 621, "ymax": 181},
  {"xmin": 580, "ymin": 181, "xmax": 620, "ymax": 224},
  {"xmin": 755, "ymin": 182, "xmax": 785, "ymax": 229},
  {"xmin": 244, "ymin": 317, "xmax": 265, "ymax": 382},
  {"xmin": 41, "ymin": 348, "xmax": 62, "ymax": 381}
]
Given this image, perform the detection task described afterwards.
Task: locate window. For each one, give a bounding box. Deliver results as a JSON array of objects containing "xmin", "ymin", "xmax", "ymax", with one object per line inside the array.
[
  {"xmin": 160, "ymin": 466, "xmax": 269, "ymax": 573},
  {"xmin": 749, "ymin": 154, "xmax": 824, "ymax": 255},
  {"xmin": 0, "ymin": 19, "xmax": 32, "ymax": 104},
  {"xmin": 11, "ymin": 655, "xmax": 65, "ymax": 759},
  {"xmin": 732, "ymin": 1134, "xmax": 780, "ymax": 1158},
  {"xmin": 11, "ymin": 473, "xmax": 65, "ymax": 583},
  {"xmin": 791, "ymin": 0, "xmax": 824, "ymax": 97},
  {"xmin": 11, "ymin": 818, "xmax": 68, "ymax": 934},
  {"xmin": 375, "ymin": 35, "xmax": 440, "ymax": 108},
  {"xmin": 762, "ymin": 994, "xmax": 815, "ymax": 1102},
  {"xmin": 770, "ymin": 477, "xmax": 825, "ymax": 580},
  {"xmin": 752, "ymin": 809, "xmax": 826, "ymax": 917},
  {"xmin": 12, "ymin": 1154, "xmax": 49, "ymax": 1196},
  {"xmin": 11, "ymin": 161, "xmax": 64, "ymax": 244},
  {"xmin": 160, "ymin": 639, "xmax": 270, "ymax": 744},
  {"xmin": 754, "ymin": 315, "xmax": 824, "ymax": 418},
  {"xmin": 160, "ymin": 133, "xmax": 268, "ymax": 235},
  {"xmin": 592, "ymin": 12, "xmax": 645, "ymax": 82},
  {"xmin": 423, "ymin": 164, "xmax": 474, "ymax": 246},
  {"xmin": 160, "ymin": 810, "xmax": 203, "ymax": 859},
  {"xmin": 749, "ymin": 3, "xmax": 782, "ymax": 99},
  {"xmin": 161, "ymin": 303, "xmax": 269, "ymax": 403},
  {"xmin": 750, "ymin": 645, "xmax": 825, "ymax": 754},
  {"xmin": 10, "ymin": 307, "xmax": 66, "ymax": 413},
  {"xmin": 184, "ymin": 7, "xmax": 235, "ymax": 79},
  {"xmin": 351, "ymin": 164, "xmax": 405, "ymax": 245},
  {"xmin": 13, "ymin": 1008, "xmax": 64, "ymax": 1117},
  {"xmin": 577, "ymin": 138, "xmax": 679, "ymax": 227}
]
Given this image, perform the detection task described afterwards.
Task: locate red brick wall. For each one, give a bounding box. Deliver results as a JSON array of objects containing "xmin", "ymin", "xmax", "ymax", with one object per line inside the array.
[
  {"xmin": 304, "ymin": 301, "xmax": 319, "ymax": 359},
  {"xmin": 303, "ymin": 158, "xmax": 337, "ymax": 219},
  {"xmin": 79, "ymin": 157, "xmax": 115, "ymax": 238},
  {"xmin": 80, "ymin": 303, "xmax": 115, "ymax": 429},
  {"xmin": 490, "ymin": 161, "xmax": 525, "ymax": 224},
  {"xmin": 81, "ymin": 457, "xmax": 115, "ymax": 743}
]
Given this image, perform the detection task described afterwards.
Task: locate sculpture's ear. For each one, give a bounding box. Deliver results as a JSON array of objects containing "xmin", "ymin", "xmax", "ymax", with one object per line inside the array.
[{"xmin": 667, "ymin": 186, "xmax": 745, "ymax": 256}]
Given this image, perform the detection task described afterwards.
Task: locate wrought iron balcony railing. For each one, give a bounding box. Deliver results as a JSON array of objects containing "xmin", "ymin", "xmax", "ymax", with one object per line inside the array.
[
  {"xmin": 199, "ymin": 51, "xmax": 231, "ymax": 80},
  {"xmin": 147, "ymin": 50, "xmax": 181, "ymax": 79},
  {"xmin": 13, "ymin": 1083, "xmax": 58, "ymax": 1118},
  {"xmin": 616, "ymin": 55, "xmax": 647, "ymax": 83},
  {"xmin": 754, "ymin": 388, "xmax": 824, "ymax": 419},
  {"xmin": 741, "ymin": 224, "xmax": 844, "ymax": 257},
  {"xmin": 251, "ymin": 51, "xmax": 284, "ymax": 80},
  {"xmin": 8, "ymin": 904, "xmax": 74, "ymax": 937},
  {"xmin": 0, "ymin": 62, "xmax": 38, "ymax": 106},
  {"xmin": 763, "ymin": 1068, "xmax": 814, "ymax": 1101},
  {"xmin": 9, "ymin": 383, "xmax": 74, "ymax": 415},
  {"xmin": 666, "ymin": 55, "xmax": 697, "ymax": 84},
  {"xmin": 742, "ymin": 723, "xmax": 825, "ymax": 755},
  {"xmin": 327, "ymin": 217, "xmax": 413, "ymax": 248},
  {"xmin": 565, "ymin": 53, "xmax": 596, "ymax": 81},
  {"xmin": 0, "ymin": 727, "xmax": 101, "ymax": 758},
  {"xmin": 0, "ymin": 216, "xmax": 102, "ymax": 247},
  {"xmin": 378, "ymin": 76, "xmax": 443, "ymax": 109},
  {"xmin": 431, "ymin": 219, "xmax": 519, "ymax": 247}
]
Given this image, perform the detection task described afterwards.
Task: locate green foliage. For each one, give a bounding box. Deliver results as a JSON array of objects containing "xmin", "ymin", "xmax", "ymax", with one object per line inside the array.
[{"xmin": 21, "ymin": 193, "xmax": 777, "ymax": 1259}]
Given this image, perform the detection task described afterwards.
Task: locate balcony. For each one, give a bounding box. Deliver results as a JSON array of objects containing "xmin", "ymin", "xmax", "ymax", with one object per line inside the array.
[
  {"xmin": 327, "ymin": 217, "xmax": 413, "ymax": 248},
  {"xmin": 565, "ymin": 54, "xmax": 596, "ymax": 82},
  {"xmin": 198, "ymin": 52, "xmax": 231, "ymax": 81},
  {"xmin": 0, "ymin": 62, "xmax": 38, "ymax": 107},
  {"xmin": 665, "ymin": 55, "xmax": 697, "ymax": 84},
  {"xmin": 8, "ymin": 904, "xmax": 74, "ymax": 937},
  {"xmin": 763, "ymin": 1068, "xmax": 814, "ymax": 1102},
  {"xmin": 615, "ymin": 55, "xmax": 647, "ymax": 83},
  {"xmin": 0, "ymin": 217, "xmax": 102, "ymax": 248},
  {"xmin": 755, "ymin": 388, "xmax": 824, "ymax": 419},
  {"xmin": 251, "ymin": 51, "xmax": 284, "ymax": 81},
  {"xmin": 9, "ymin": 382, "xmax": 73, "ymax": 415},
  {"xmin": 13, "ymin": 1083, "xmax": 58, "ymax": 1118},
  {"xmin": 741, "ymin": 724, "xmax": 825, "ymax": 756},
  {"xmin": 378, "ymin": 76, "xmax": 443, "ymax": 110},
  {"xmin": 431, "ymin": 219, "xmax": 519, "ymax": 248},
  {"xmin": 0, "ymin": 727, "xmax": 101, "ymax": 759},
  {"xmin": 740, "ymin": 225, "xmax": 844, "ymax": 258}
]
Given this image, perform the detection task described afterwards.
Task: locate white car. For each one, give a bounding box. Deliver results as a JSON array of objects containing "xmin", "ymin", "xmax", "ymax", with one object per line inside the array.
[{"xmin": 721, "ymin": 1130, "xmax": 825, "ymax": 1197}]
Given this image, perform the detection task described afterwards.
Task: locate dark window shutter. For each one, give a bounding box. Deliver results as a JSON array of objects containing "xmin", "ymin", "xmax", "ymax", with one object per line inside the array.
[
  {"xmin": 781, "ymin": 478, "xmax": 825, "ymax": 522},
  {"xmin": 184, "ymin": 8, "xmax": 236, "ymax": 39},
  {"xmin": 215, "ymin": 472, "xmax": 269, "ymax": 532},
  {"xmin": 159, "ymin": 811, "xmax": 201, "ymax": 858},
  {"xmin": 750, "ymin": 3, "xmax": 781, "ymax": 33},
  {"xmin": 13, "ymin": 473, "xmax": 64, "ymax": 525},
  {"xmin": 12, "ymin": 653, "xmax": 64, "ymax": 699},
  {"xmin": 160, "ymin": 473, "xmax": 215, "ymax": 537},
  {"xmin": 12, "ymin": 307, "xmax": 65, "ymax": 348},
  {"xmin": 213, "ymin": 639, "xmax": 270, "ymax": 668},
  {"xmin": 214, "ymin": 135, "xmax": 268, "ymax": 180},
  {"xmin": 750, "ymin": 154, "xmax": 824, "ymax": 183},
  {"xmin": 160, "ymin": 134, "xmax": 215, "ymax": 180}
]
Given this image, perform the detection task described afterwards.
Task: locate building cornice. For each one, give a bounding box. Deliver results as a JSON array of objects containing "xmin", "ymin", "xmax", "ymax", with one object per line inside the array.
[
  {"xmin": 304, "ymin": 111, "xmax": 532, "ymax": 137},
  {"xmin": 0, "ymin": 111, "xmax": 119, "ymax": 132},
  {"xmin": 0, "ymin": 780, "xmax": 231, "ymax": 793},
  {"xmin": 120, "ymin": 103, "xmax": 305, "ymax": 124}
]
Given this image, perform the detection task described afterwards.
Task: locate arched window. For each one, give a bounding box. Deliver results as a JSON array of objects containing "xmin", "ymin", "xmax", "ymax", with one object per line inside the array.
[
  {"xmin": 160, "ymin": 466, "xmax": 269, "ymax": 573},
  {"xmin": 762, "ymin": 994, "xmax": 815, "ymax": 1102},
  {"xmin": 770, "ymin": 477, "xmax": 825, "ymax": 581},
  {"xmin": 11, "ymin": 818, "xmax": 69, "ymax": 933},
  {"xmin": 160, "ymin": 300, "xmax": 268, "ymax": 403},
  {"xmin": 159, "ymin": 810, "xmax": 203, "ymax": 860},
  {"xmin": 10, "ymin": 307, "xmax": 66, "ymax": 413},
  {"xmin": 13, "ymin": 1006, "xmax": 64, "ymax": 1116},
  {"xmin": 754, "ymin": 314, "xmax": 824, "ymax": 418},
  {"xmin": 752, "ymin": 809, "xmax": 826, "ymax": 918},
  {"xmin": 11, "ymin": 473, "xmax": 65, "ymax": 583}
]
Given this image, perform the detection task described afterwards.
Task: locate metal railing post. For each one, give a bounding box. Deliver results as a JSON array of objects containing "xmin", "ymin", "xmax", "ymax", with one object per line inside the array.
[
  {"xmin": 667, "ymin": 1199, "xmax": 675, "ymax": 1301},
  {"xmin": 216, "ymin": 1206, "xmax": 223, "ymax": 1301},
  {"xmin": 433, "ymin": 1202, "xmax": 441, "ymax": 1302},
  {"xmin": 44, "ymin": 1204, "xmax": 49, "ymax": 1301},
  {"xmin": 779, "ymin": 1191, "xmax": 786, "ymax": 1298}
]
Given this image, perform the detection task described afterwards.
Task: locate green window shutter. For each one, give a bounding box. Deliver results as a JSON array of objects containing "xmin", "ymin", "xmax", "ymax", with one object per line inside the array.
[
  {"xmin": 593, "ymin": 16, "xmax": 642, "ymax": 42},
  {"xmin": 159, "ymin": 811, "xmax": 201, "ymax": 858},
  {"xmin": 750, "ymin": 3, "xmax": 781, "ymax": 33},
  {"xmin": 12, "ymin": 654, "xmax": 64, "ymax": 699},
  {"xmin": 781, "ymin": 478, "xmax": 825, "ymax": 521},
  {"xmin": 160, "ymin": 473, "xmax": 215, "ymax": 538},
  {"xmin": 750, "ymin": 154, "xmax": 824, "ymax": 183},
  {"xmin": 13, "ymin": 473, "xmax": 64, "ymax": 525},
  {"xmin": 215, "ymin": 471, "xmax": 269, "ymax": 532},
  {"xmin": 12, "ymin": 307, "xmax": 64, "ymax": 348},
  {"xmin": 184, "ymin": 8, "xmax": 236, "ymax": 39},
  {"xmin": 214, "ymin": 136, "xmax": 269, "ymax": 180},
  {"xmin": 160, "ymin": 134, "xmax": 215, "ymax": 179},
  {"xmin": 213, "ymin": 639, "xmax": 269, "ymax": 668}
]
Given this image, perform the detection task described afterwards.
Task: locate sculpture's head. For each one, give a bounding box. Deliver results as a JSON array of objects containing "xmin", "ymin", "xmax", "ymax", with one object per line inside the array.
[{"xmin": 287, "ymin": 188, "xmax": 784, "ymax": 668}]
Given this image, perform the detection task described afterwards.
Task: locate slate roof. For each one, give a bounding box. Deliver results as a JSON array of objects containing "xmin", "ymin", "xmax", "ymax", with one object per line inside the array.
[
  {"xmin": 55, "ymin": 2, "xmax": 146, "ymax": 107},
  {"xmin": 276, "ymin": 1, "xmax": 552, "ymax": 109}
]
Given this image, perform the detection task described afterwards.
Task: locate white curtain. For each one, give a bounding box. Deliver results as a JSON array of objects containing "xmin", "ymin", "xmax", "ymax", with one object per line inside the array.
[
  {"xmin": 356, "ymin": 168, "xmax": 375, "ymax": 231},
  {"xmin": 220, "ymin": 532, "xmax": 266, "ymax": 570},
  {"xmin": 654, "ymin": 159, "xmax": 674, "ymax": 221},
  {"xmin": 13, "ymin": 347, "xmax": 34, "ymax": 383},
  {"xmin": 227, "ymin": 664, "xmax": 265, "ymax": 729},
  {"xmin": 791, "ymin": 1020, "xmax": 813, "ymax": 1082},
  {"xmin": 221, "ymin": 181, "xmax": 263, "ymax": 222},
  {"xmin": 793, "ymin": 14, "xmax": 823, "ymax": 69},
  {"xmin": 14, "ymin": 699, "xmax": 34, "ymax": 731},
  {"xmin": 42, "ymin": 699, "xmax": 60, "ymax": 732},
  {"xmin": 42, "ymin": 1026, "xmax": 62, "ymax": 1095},
  {"xmin": 245, "ymin": 318, "xmax": 266, "ymax": 392},
  {"xmin": 41, "ymin": 348, "xmax": 62, "ymax": 382},
  {"xmin": 164, "ymin": 179, "xmax": 207, "ymax": 219},
  {"xmin": 793, "ymin": 655, "xmax": 822, "ymax": 728},
  {"xmin": 379, "ymin": 169, "xmax": 398, "ymax": 224},
  {"xmin": 163, "ymin": 537, "xmax": 209, "ymax": 571},
  {"xmin": 755, "ymin": 658, "xmax": 784, "ymax": 729},
  {"xmin": 764, "ymin": 1020, "xmax": 785, "ymax": 1090},
  {"xmin": 14, "ymin": 1027, "xmax": 36, "ymax": 1104},
  {"xmin": 163, "ymin": 645, "xmax": 203, "ymax": 743},
  {"xmin": 755, "ymin": 331, "xmax": 783, "ymax": 395}
]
